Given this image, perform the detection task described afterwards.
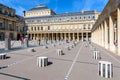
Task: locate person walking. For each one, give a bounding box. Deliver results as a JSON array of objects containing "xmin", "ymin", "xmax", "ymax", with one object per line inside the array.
[{"xmin": 38, "ymin": 39, "xmax": 41, "ymax": 45}]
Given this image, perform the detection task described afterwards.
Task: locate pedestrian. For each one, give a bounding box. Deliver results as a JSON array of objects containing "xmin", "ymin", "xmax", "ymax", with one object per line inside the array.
[
  {"xmin": 20, "ymin": 36, "xmax": 24, "ymax": 46},
  {"xmin": 38, "ymin": 39, "xmax": 41, "ymax": 45}
]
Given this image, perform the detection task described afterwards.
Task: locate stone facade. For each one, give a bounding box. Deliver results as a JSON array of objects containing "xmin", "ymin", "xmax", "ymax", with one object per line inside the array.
[
  {"xmin": 24, "ymin": 5, "xmax": 100, "ymax": 41},
  {"xmin": 91, "ymin": 0, "xmax": 120, "ymax": 55},
  {"xmin": 0, "ymin": 4, "xmax": 25, "ymax": 41}
]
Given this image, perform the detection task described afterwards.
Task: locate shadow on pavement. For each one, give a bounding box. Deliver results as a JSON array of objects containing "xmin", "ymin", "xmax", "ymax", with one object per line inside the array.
[{"xmin": 0, "ymin": 72, "xmax": 31, "ymax": 80}]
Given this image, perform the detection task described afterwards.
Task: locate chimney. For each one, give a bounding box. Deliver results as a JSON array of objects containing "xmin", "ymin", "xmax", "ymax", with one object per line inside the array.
[{"xmin": 23, "ymin": 11, "xmax": 26, "ymax": 16}]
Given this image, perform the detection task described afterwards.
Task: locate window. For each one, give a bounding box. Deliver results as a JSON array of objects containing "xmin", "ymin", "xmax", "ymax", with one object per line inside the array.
[
  {"xmin": 9, "ymin": 33, "xmax": 14, "ymax": 40},
  {"xmin": 0, "ymin": 32, "xmax": 5, "ymax": 41},
  {"xmin": 38, "ymin": 27, "xmax": 39, "ymax": 30},
  {"xmin": 88, "ymin": 16, "xmax": 90, "ymax": 19},
  {"xmin": 9, "ymin": 24, "xmax": 14, "ymax": 31},
  {"xmin": 83, "ymin": 24, "xmax": 86, "ymax": 29},
  {"xmin": 41, "ymin": 27, "xmax": 43, "ymax": 30},
  {"xmin": 0, "ymin": 23, "xmax": 4, "ymax": 30},
  {"xmin": 34, "ymin": 27, "xmax": 36, "ymax": 31},
  {"xmin": 5, "ymin": 10, "xmax": 8, "ymax": 15},
  {"xmin": 80, "ymin": 17, "xmax": 81, "ymax": 19},
  {"xmin": 88, "ymin": 24, "xmax": 91, "ymax": 29},
  {"xmin": 88, "ymin": 26, "xmax": 90, "ymax": 29},
  {"xmin": 31, "ymin": 27, "xmax": 33, "ymax": 31},
  {"xmin": 93, "ymin": 16, "xmax": 95, "ymax": 19},
  {"xmin": 0, "ymin": 8, "xmax": 2, "ymax": 13},
  {"xmin": 48, "ymin": 26, "xmax": 50, "ymax": 30}
]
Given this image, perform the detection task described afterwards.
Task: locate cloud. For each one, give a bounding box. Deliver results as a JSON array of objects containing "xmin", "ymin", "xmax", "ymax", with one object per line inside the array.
[
  {"xmin": 14, "ymin": 6, "xmax": 26, "ymax": 16},
  {"xmin": 39, "ymin": 0, "xmax": 50, "ymax": 5},
  {"xmin": 0, "ymin": 0, "xmax": 26, "ymax": 16},
  {"xmin": 82, "ymin": 0, "xmax": 93, "ymax": 10},
  {"xmin": 54, "ymin": 7, "xmax": 58, "ymax": 12},
  {"xmin": 53, "ymin": 0, "xmax": 58, "ymax": 12},
  {"xmin": 73, "ymin": 0, "xmax": 109, "ymax": 11}
]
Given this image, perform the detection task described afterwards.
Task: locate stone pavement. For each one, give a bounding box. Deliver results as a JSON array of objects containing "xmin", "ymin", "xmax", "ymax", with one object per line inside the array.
[{"xmin": 0, "ymin": 41, "xmax": 120, "ymax": 80}]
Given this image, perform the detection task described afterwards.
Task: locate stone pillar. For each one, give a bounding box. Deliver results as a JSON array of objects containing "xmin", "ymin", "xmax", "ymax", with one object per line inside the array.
[
  {"xmin": 36, "ymin": 34, "xmax": 38, "ymax": 40},
  {"xmin": 52, "ymin": 33, "xmax": 53, "ymax": 41},
  {"xmin": 69, "ymin": 33, "xmax": 70, "ymax": 41},
  {"xmin": 98, "ymin": 61, "xmax": 113, "ymax": 78},
  {"xmin": 77, "ymin": 33, "xmax": 79, "ymax": 41},
  {"xmin": 109, "ymin": 15, "xmax": 115, "ymax": 52},
  {"xmin": 5, "ymin": 32, "xmax": 11, "ymax": 50},
  {"xmin": 117, "ymin": 8, "xmax": 120, "ymax": 55},
  {"xmin": 37, "ymin": 56, "xmax": 48, "ymax": 67},
  {"xmin": 93, "ymin": 51, "xmax": 101, "ymax": 60},
  {"xmin": 104, "ymin": 20, "xmax": 109, "ymax": 49},
  {"xmin": 57, "ymin": 49, "xmax": 64, "ymax": 56},
  {"xmin": 86, "ymin": 32, "xmax": 88, "ymax": 41},
  {"xmin": 34, "ymin": 34, "xmax": 35, "ymax": 40},
  {"xmin": 101, "ymin": 23, "xmax": 104, "ymax": 47},
  {"xmin": 40, "ymin": 33, "xmax": 42, "ymax": 40},
  {"xmin": 82, "ymin": 32, "xmax": 83, "ymax": 41},
  {"xmin": 100, "ymin": 26, "xmax": 102, "ymax": 46},
  {"xmin": 98, "ymin": 26, "xmax": 101, "ymax": 45},
  {"xmin": 73, "ymin": 33, "xmax": 75, "ymax": 41}
]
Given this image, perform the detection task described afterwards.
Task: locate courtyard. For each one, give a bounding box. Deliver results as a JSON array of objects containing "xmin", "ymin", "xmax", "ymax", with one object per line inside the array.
[{"xmin": 0, "ymin": 41, "xmax": 120, "ymax": 80}]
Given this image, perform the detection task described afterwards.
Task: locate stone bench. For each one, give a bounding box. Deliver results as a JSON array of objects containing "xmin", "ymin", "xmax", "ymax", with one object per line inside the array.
[
  {"xmin": 0, "ymin": 53, "xmax": 7, "ymax": 60},
  {"xmin": 37, "ymin": 56, "xmax": 48, "ymax": 67}
]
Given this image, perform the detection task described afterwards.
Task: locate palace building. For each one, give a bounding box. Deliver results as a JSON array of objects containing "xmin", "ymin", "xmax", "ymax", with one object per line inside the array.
[
  {"xmin": 24, "ymin": 5, "xmax": 100, "ymax": 41},
  {"xmin": 91, "ymin": 0, "xmax": 120, "ymax": 55},
  {"xmin": 0, "ymin": 4, "xmax": 25, "ymax": 41}
]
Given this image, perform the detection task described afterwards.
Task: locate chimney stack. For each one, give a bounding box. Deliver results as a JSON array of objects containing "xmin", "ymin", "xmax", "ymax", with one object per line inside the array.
[{"xmin": 23, "ymin": 11, "xmax": 26, "ymax": 16}]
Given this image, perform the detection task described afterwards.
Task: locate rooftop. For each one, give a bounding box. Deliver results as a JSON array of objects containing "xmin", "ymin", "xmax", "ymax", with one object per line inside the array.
[
  {"xmin": 29, "ymin": 5, "xmax": 50, "ymax": 11},
  {"xmin": 25, "ymin": 10, "xmax": 98, "ymax": 19}
]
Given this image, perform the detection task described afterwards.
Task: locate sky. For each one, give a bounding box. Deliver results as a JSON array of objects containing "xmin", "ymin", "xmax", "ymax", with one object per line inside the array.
[{"xmin": 0, "ymin": 0, "xmax": 109, "ymax": 16}]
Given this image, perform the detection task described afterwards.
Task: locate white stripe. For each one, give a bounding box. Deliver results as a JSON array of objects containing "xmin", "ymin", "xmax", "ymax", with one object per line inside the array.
[
  {"xmin": 100, "ymin": 48, "xmax": 120, "ymax": 64},
  {"xmin": 7, "ymin": 49, "xmax": 55, "ymax": 67},
  {"xmin": 64, "ymin": 43, "xmax": 83, "ymax": 80},
  {"xmin": 6, "ymin": 42, "xmax": 69, "ymax": 67}
]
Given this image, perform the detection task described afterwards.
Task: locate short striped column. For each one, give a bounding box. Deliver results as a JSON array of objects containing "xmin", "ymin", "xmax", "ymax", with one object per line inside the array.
[
  {"xmin": 98, "ymin": 61, "xmax": 113, "ymax": 78},
  {"xmin": 0, "ymin": 53, "xmax": 7, "ymax": 60},
  {"xmin": 37, "ymin": 56, "xmax": 48, "ymax": 67},
  {"xmin": 57, "ymin": 49, "xmax": 64, "ymax": 56},
  {"xmin": 93, "ymin": 51, "xmax": 101, "ymax": 60},
  {"xmin": 27, "ymin": 48, "xmax": 36, "ymax": 52}
]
